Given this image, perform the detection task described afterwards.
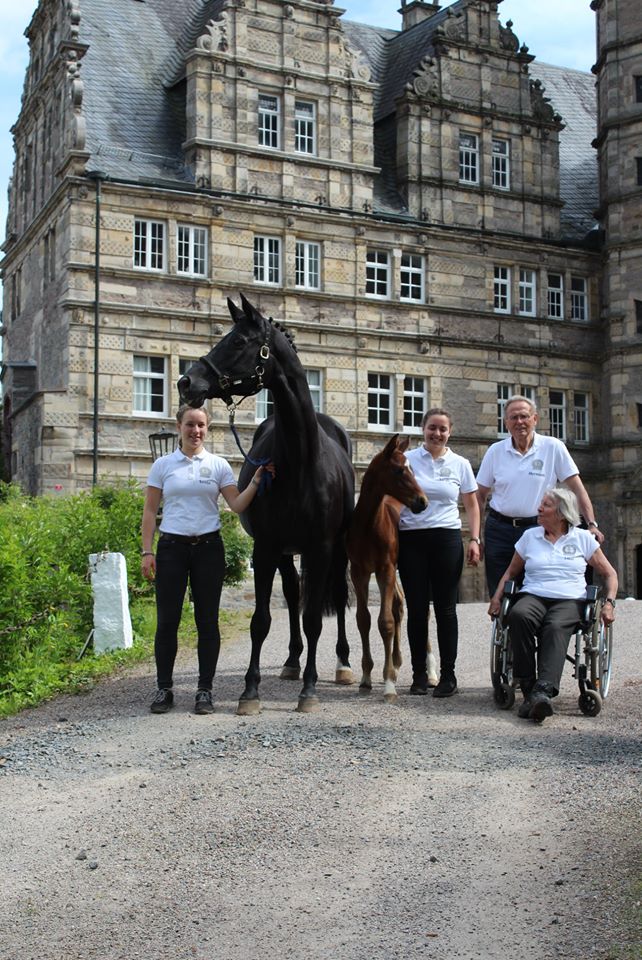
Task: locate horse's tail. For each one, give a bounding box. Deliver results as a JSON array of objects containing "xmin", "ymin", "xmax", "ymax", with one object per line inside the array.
[{"xmin": 300, "ymin": 541, "xmax": 350, "ymax": 617}]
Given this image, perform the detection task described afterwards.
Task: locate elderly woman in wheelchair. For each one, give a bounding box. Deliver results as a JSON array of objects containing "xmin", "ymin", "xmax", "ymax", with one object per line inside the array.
[{"xmin": 488, "ymin": 487, "xmax": 618, "ymax": 723}]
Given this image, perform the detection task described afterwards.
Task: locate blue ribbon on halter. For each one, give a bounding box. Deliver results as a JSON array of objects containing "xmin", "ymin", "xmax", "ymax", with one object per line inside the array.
[{"xmin": 229, "ymin": 420, "xmax": 273, "ymax": 496}]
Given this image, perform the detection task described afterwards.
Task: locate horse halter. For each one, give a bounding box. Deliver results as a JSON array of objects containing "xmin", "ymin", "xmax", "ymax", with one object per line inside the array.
[{"xmin": 198, "ymin": 322, "xmax": 271, "ymax": 411}]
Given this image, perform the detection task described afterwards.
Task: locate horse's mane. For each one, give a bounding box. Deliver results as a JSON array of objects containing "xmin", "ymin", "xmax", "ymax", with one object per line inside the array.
[{"xmin": 270, "ymin": 318, "xmax": 298, "ymax": 353}]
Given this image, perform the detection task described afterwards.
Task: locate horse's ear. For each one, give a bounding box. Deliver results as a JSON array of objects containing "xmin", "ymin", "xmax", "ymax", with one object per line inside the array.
[
  {"xmin": 227, "ymin": 297, "xmax": 244, "ymax": 324},
  {"xmin": 239, "ymin": 292, "xmax": 263, "ymax": 328},
  {"xmin": 382, "ymin": 434, "xmax": 400, "ymax": 457},
  {"xmin": 397, "ymin": 435, "xmax": 410, "ymax": 453}
]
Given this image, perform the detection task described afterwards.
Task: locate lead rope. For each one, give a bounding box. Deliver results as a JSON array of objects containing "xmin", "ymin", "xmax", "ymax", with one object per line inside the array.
[{"xmin": 226, "ymin": 401, "xmax": 273, "ymax": 495}]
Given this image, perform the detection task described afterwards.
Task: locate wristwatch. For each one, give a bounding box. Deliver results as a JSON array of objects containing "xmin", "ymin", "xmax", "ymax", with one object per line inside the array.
[
  {"xmin": 588, "ymin": 520, "xmax": 599, "ymax": 529},
  {"xmin": 602, "ymin": 598, "xmax": 616, "ymax": 608},
  {"xmin": 469, "ymin": 537, "xmax": 481, "ymax": 544}
]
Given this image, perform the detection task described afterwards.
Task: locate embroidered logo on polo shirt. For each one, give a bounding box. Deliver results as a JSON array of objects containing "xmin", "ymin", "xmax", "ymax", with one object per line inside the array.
[
  {"xmin": 562, "ymin": 544, "xmax": 578, "ymax": 556},
  {"xmin": 439, "ymin": 467, "xmax": 452, "ymax": 478},
  {"xmin": 528, "ymin": 458, "xmax": 545, "ymax": 477},
  {"xmin": 199, "ymin": 467, "xmax": 212, "ymax": 478},
  {"xmin": 533, "ymin": 459, "xmax": 543, "ymax": 471}
]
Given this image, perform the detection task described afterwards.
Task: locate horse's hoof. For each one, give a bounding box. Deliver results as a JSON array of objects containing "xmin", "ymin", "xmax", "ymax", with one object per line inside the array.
[
  {"xmin": 358, "ymin": 683, "xmax": 372, "ymax": 696},
  {"xmin": 296, "ymin": 696, "xmax": 320, "ymax": 714},
  {"xmin": 335, "ymin": 667, "xmax": 354, "ymax": 685},
  {"xmin": 427, "ymin": 677, "xmax": 439, "ymax": 688},
  {"xmin": 383, "ymin": 692, "xmax": 398, "ymax": 704},
  {"xmin": 237, "ymin": 699, "xmax": 261, "ymax": 716},
  {"xmin": 280, "ymin": 665, "xmax": 300, "ymax": 680}
]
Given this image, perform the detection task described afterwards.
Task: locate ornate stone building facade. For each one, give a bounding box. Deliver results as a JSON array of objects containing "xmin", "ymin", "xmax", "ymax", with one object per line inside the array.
[{"xmin": 1, "ymin": 0, "xmax": 641, "ymax": 598}]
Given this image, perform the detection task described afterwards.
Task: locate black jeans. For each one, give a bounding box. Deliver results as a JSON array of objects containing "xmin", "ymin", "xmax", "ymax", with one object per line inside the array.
[
  {"xmin": 397, "ymin": 528, "xmax": 464, "ymax": 682},
  {"xmin": 154, "ymin": 532, "xmax": 225, "ymax": 691},
  {"xmin": 507, "ymin": 594, "xmax": 584, "ymax": 695},
  {"xmin": 483, "ymin": 513, "xmax": 537, "ymax": 597}
]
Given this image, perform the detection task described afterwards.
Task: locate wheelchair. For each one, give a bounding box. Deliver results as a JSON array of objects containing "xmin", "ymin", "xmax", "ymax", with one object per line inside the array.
[{"xmin": 490, "ymin": 581, "xmax": 614, "ymax": 717}]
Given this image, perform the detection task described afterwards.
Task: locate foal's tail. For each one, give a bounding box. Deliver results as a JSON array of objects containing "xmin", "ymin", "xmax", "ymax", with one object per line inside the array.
[{"xmin": 300, "ymin": 541, "xmax": 349, "ymax": 617}]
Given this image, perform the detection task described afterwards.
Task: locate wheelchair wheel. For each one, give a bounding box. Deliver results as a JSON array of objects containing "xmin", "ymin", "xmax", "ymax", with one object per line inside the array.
[
  {"xmin": 493, "ymin": 682, "xmax": 515, "ymax": 710},
  {"xmin": 490, "ymin": 618, "xmax": 502, "ymax": 688},
  {"xmin": 593, "ymin": 621, "xmax": 614, "ymax": 700},
  {"xmin": 579, "ymin": 688, "xmax": 602, "ymax": 717}
]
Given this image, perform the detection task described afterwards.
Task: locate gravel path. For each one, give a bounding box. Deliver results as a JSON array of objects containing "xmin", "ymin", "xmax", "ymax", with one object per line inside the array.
[{"xmin": 1, "ymin": 599, "xmax": 640, "ymax": 960}]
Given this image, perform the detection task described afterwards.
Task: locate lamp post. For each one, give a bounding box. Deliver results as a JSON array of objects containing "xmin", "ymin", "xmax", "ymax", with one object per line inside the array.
[
  {"xmin": 86, "ymin": 169, "xmax": 107, "ymax": 486},
  {"xmin": 148, "ymin": 426, "xmax": 178, "ymax": 461}
]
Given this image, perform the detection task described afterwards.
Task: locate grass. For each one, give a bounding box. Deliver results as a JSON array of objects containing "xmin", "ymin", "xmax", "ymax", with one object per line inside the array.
[{"xmin": 0, "ymin": 598, "xmax": 253, "ymax": 719}]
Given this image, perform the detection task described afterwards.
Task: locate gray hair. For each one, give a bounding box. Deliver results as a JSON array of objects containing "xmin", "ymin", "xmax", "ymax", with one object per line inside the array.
[
  {"xmin": 505, "ymin": 394, "xmax": 537, "ymax": 415},
  {"xmin": 545, "ymin": 486, "xmax": 581, "ymax": 528}
]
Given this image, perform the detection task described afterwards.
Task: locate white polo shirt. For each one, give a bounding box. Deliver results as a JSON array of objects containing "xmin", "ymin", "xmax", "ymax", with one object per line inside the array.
[
  {"xmin": 147, "ymin": 448, "xmax": 236, "ymax": 537},
  {"xmin": 399, "ymin": 446, "xmax": 477, "ymax": 531},
  {"xmin": 515, "ymin": 526, "xmax": 599, "ymax": 600},
  {"xmin": 476, "ymin": 433, "xmax": 578, "ymax": 517}
]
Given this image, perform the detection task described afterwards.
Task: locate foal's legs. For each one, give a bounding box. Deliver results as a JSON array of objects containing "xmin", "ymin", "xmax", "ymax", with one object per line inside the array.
[
  {"xmin": 237, "ymin": 545, "xmax": 277, "ymax": 716},
  {"xmin": 376, "ymin": 567, "xmax": 400, "ymax": 703},
  {"xmin": 350, "ymin": 566, "xmax": 373, "ymax": 691},
  {"xmin": 332, "ymin": 543, "xmax": 353, "ymax": 685}
]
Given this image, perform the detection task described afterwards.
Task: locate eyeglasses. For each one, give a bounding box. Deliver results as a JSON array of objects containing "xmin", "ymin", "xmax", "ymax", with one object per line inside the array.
[{"xmin": 506, "ymin": 413, "xmax": 534, "ymax": 422}]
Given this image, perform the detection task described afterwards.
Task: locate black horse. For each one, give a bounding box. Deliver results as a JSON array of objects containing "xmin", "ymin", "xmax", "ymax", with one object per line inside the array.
[{"xmin": 177, "ymin": 294, "xmax": 355, "ymax": 714}]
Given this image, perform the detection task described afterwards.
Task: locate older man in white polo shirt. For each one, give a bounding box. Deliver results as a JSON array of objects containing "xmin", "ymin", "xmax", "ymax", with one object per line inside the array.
[{"xmin": 476, "ymin": 395, "xmax": 603, "ymax": 596}]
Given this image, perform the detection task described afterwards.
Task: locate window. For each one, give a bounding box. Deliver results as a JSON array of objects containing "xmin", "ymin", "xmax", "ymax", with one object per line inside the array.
[
  {"xmin": 43, "ymin": 226, "xmax": 56, "ymax": 286},
  {"xmin": 255, "ymin": 388, "xmax": 274, "ymax": 422},
  {"xmin": 570, "ymin": 276, "xmax": 588, "ymax": 322},
  {"xmin": 549, "ymin": 390, "xmax": 566, "ymax": 440},
  {"xmin": 573, "ymin": 393, "xmax": 589, "ymax": 444},
  {"xmin": 635, "ymin": 300, "xmax": 642, "ymax": 334},
  {"xmin": 295, "ymin": 100, "xmax": 316, "ymax": 155},
  {"xmin": 295, "ymin": 241, "xmax": 320, "ymax": 290},
  {"xmin": 459, "ymin": 132, "xmax": 479, "ymax": 184},
  {"xmin": 258, "ymin": 94, "xmax": 280, "ymax": 149},
  {"xmin": 254, "ymin": 236, "xmax": 281, "ymax": 285},
  {"xmin": 305, "ymin": 369, "xmax": 323, "ymax": 413},
  {"xmin": 403, "ymin": 376, "xmax": 427, "ymax": 431},
  {"xmin": 368, "ymin": 373, "xmax": 393, "ymax": 429},
  {"xmin": 519, "ymin": 269, "xmax": 536, "ymax": 316},
  {"xmin": 133, "ymin": 356, "xmax": 167, "ymax": 416},
  {"xmin": 547, "ymin": 273, "xmax": 564, "ymax": 319},
  {"xmin": 400, "ymin": 254, "xmax": 424, "ymax": 302},
  {"xmin": 492, "ymin": 139, "xmax": 510, "ymax": 189},
  {"xmin": 134, "ymin": 219, "xmax": 165, "ymax": 271},
  {"xmin": 493, "ymin": 266, "xmax": 511, "ymax": 313},
  {"xmin": 366, "ymin": 250, "xmax": 390, "ymax": 298},
  {"xmin": 497, "ymin": 384, "xmax": 513, "ymax": 436},
  {"xmin": 177, "ymin": 225, "xmax": 207, "ymax": 277}
]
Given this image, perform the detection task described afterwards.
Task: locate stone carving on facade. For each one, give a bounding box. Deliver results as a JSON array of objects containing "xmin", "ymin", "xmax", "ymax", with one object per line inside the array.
[
  {"xmin": 530, "ymin": 78, "xmax": 557, "ymax": 123},
  {"xmin": 284, "ymin": 4, "xmax": 294, "ymax": 17},
  {"xmin": 499, "ymin": 20, "xmax": 519, "ymax": 53},
  {"xmin": 336, "ymin": 33, "xmax": 371, "ymax": 82},
  {"xmin": 67, "ymin": 0, "xmax": 81, "ymax": 43},
  {"xmin": 66, "ymin": 51, "xmax": 86, "ymax": 151},
  {"xmin": 196, "ymin": 13, "xmax": 229, "ymax": 53},
  {"xmin": 409, "ymin": 57, "xmax": 440, "ymax": 98},
  {"xmin": 441, "ymin": 10, "xmax": 465, "ymax": 41}
]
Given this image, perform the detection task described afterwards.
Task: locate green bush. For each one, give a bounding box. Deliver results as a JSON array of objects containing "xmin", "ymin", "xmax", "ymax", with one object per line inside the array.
[{"xmin": 0, "ymin": 482, "xmax": 252, "ymax": 714}]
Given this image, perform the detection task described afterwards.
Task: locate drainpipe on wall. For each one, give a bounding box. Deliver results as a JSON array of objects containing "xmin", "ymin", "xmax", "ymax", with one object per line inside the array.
[{"xmin": 86, "ymin": 170, "xmax": 107, "ymax": 486}]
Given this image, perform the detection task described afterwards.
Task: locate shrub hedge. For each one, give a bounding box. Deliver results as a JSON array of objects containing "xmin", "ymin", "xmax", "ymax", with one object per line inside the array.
[{"xmin": 0, "ymin": 481, "xmax": 252, "ymax": 714}]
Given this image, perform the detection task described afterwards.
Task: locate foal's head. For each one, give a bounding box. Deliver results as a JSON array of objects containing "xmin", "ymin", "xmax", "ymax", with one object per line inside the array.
[{"xmin": 370, "ymin": 435, "xmax": 428, "ymax": 514}]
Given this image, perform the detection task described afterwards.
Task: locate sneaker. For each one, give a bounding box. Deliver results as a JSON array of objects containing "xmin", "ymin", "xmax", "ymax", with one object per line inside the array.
[
  {"xmin": 194, "ymin": 689, "xmax": 214, "ymax": 715},
  {"xmin": 150, "ymin": 688, "xmax": 173, "ymax": 714},
  {"xmin": 433, "ymin": 675, "xmax": 458, "ymax": 698}
]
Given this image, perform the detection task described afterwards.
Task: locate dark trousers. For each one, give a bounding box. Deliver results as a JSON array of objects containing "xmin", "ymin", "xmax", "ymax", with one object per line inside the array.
[
  {"xmin": 397, "ymin": 528, "xmax": 464, "ymax": 682},
  {"xmin": 483, "ymin": 513, "xmax": 537, "ymax": 597},
  {"xmin": 507, "ymin": 594, "xmax": 584, "ymax": 695},
  {"xmin": 154, "ymin": 532, "xmax": 225, "ymax": 691}
]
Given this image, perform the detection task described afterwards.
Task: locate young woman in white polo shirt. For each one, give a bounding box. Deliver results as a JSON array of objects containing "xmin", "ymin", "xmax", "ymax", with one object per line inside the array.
[
  {"xmin": 141, "ymin": 405, "xmax": 270, "ymax": 715},
  {"xmin": 398, "ymin": 409, "xmax": 481, "ymax": 698},
  {"xmin": 489, "ymin": 487, "xmax": 617, "ymax": 723}
]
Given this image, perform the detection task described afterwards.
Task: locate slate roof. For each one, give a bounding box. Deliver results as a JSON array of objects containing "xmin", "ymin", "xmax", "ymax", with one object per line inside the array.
[{"xmin": 76, "ymin": 0, "xmax": 597, "ymax": 240}]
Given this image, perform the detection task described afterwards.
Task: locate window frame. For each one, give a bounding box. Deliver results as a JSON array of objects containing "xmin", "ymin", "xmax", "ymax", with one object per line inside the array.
[
  {"xmin": 493, "ymin": 266, "xmax": 511, "ymax": 314},
  {"xmin": 294, "ymin": 100, "xmax": 316, "ymax": 156},
  {"xmin": 295, "ymin": 240, "xmax": 321, "ymax": 291},
  {"xmin": 570, "ymin": 276, "xmax": 589, "ymax": 322},
  {"xmin": 258, "ymin": 93, "xmax": 280, "ymax": 150},
  {"xmin": 403, "ymin": 376, "xmax": 428, "ymax": 433},
  {"xmin": 573, "ymin": 392, "xmax": 590, "ymax": 444},
  {"xmin": 459, "ymin": 132, "xmax": 480, "ymax": 185},
  {"xmin": 491, "ymin": 138, "xmax": 510, "ymax": 190},
  {"xmin": 177, "ymin": 224, "xmax": 208, "ymax": 278},
  {"xmin": 400, "ymin": 253, "xmax": 425, "ymax": 303},
  {"xmin": 367, "ymin": 372, "xmax": 394, "ymax": 430},
  {"xmin": 133, "ymin": 218, "xmax": 166, "ymax": 272},
  {"xmin": 305, "ymin": 368, "xmax": 323, "ymax": 413},
  {"xmin": 547, "ymin": 273, "xmax": 564, "ymax": 320},
  {"xmin": 366, "ymin": 250, "xmax": 391, "ymax": 299},
  {"xmin": 549, "ymin": 389, "xmax": 566, "ymax": 441},
  {"xmin": 133, "ymin": 355, "xmax": 168, "ymax": 417},
  {"xmin": 518, "ymin": 268, "xmax": 537, "ymax": 316},
  {"xmin": 253, "ymin": 235, "xmax": 282, "ymax": 286}
]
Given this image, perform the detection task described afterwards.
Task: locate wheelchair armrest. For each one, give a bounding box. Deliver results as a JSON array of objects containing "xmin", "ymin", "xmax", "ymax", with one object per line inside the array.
[
  {"xmin": 585, "ymin": 585, "xmax": 599, "ymax": 603},
  {"xmin": 503, "ymin": 580, "xmax": 516, "ymax": 597}
]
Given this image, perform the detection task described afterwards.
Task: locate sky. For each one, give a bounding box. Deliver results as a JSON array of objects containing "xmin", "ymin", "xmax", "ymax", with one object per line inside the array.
[{"xmin": 0, "ymin": 0, "xmax": 597, "ymax": 253}]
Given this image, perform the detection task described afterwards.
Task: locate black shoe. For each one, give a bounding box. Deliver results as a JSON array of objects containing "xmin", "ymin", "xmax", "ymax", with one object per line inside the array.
[
  {"xmin": 433, "ymin": 675, "xmax": 458, "ymax": 698},
  {"xmin": 518, "ymin": 698, "xmax": 533, "ymax": 719},
  {"xmin": 194, "ymin": 689, "xmax": 214, "ymax": 715},
  {"xmin": 409, "ymin": 681, "xmax": 429, "ymax": 696},
  {"xmin": 150, "ymin": 689, "xmax": 173, "ymax": 714},
  {"xmin": 529, "ymin": 690, "xmax": 553, "ymax": 723}
]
